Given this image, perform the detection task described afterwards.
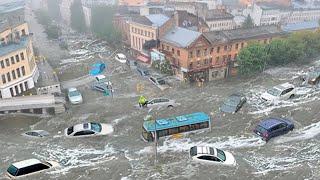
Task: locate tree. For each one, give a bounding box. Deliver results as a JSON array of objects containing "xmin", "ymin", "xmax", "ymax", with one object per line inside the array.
[
  {"xmin": 238, "ymin": 44, "xmax": 270, "ymax": 76},
  {"xmin": 242, "ymin": 15, "xmax": 254, "ymax": 29},
  {"xmin": 70, "ymin": 0, "xmax": 87, "ymax": 33},
  {"xmin": 47, "ymin": 0, "xmax": 61, "ymax": 22},
  {"xmin": 266, "ymin": 39, "xmax": 291, "ymax": 66},
  {"xmin": 90, "ymin": 6, "xmax": 122, "ymax": 46}
]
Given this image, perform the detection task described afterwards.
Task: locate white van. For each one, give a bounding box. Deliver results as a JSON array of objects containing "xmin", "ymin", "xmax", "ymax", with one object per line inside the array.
[{"xmin": 6, "ymin": 159, "xmax": 59, "ymax": 179}]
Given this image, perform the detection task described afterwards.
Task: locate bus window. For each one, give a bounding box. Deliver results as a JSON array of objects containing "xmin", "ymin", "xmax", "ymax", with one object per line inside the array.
[
  {"xmin": 158, "ymin": 129, "xmax": 169, "ymax": 137},
  {"xmin": 199, "ymin": 122, "xmax": 209, "ymax": 129},
  {"xmin": 168, "ymin": 127, "xmax": 179, "ymax": 135},
  {"xmin": 179, "ymin": 125, "xmax": 190, "ymax": 132}
]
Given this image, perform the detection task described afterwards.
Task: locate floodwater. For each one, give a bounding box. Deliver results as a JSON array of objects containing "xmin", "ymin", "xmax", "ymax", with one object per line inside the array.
[{"xmin": 1, "ymin": 59, "xmax": 320, "ymax": 180}]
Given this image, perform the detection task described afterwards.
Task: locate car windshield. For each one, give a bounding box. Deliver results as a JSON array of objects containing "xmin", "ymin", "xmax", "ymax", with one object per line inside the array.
[
  {"xmin": 91, "ymin": 123, "xmax": 102, "ymax": 132},
  {"xmin": 256, "ymin": 125, "xmax": 268, "ymax": 133},
  {"xmin": 7, "ymin": 165, "xmax": 18, "ymax": 176},
  {"xmin": 69, "ymin": 90, "xmax": 80, "ymax": 97},
  {"xmin": 190, "ymin": 146, "xmax": 197, "ymax": 156},
  {"xmin": 67, "ymin": 127, "xmax": 74, "ymax": 135},
  {"xmin": 157, "ymin": 79, "xmax": 165, "ymax": 85},
  {"xmin": 216, "ymin": 148, "xmax": 226, "ymax": 161},
  {"xmin": 267, "ymin": 88, "xmax": 281, "ymax": 96}
]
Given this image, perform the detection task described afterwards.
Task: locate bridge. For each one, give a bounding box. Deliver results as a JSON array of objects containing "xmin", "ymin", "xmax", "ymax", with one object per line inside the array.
[{"xmin": 0, "ymin": 95, "xmax": 66, "ymax": 115}]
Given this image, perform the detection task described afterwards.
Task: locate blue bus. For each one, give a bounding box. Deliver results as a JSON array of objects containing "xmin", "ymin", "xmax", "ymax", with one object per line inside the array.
[{"xmin": 142, "ymin": 112, "xmax": 211, "ymax": 142}]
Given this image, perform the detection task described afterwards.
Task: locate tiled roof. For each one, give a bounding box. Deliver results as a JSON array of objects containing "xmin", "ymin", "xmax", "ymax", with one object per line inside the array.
[
  {"xmin": 204, "ymin": 25, "xmax": 285, "ymax": 44},
  {"xmin": 282, "ymin": 21, "xmax": 320, "ymax": 32},
  {"xmin": 161, "ymin": 27, "xmax": 201, "ymax": 48},
  {"xmin": 132, "ymin": 14, "xmax": 169, "ymax": 27}
]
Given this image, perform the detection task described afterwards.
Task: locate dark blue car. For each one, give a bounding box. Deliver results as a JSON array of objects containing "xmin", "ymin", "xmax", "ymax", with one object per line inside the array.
[{"xmin": 254, "ymin": 118, "xmax": 294, "ymax": 142}]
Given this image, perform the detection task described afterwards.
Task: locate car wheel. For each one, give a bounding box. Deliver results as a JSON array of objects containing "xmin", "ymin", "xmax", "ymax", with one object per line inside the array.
[
  {"xmin": 168, "ymin": 105, "xmax": 174, "ymax": 109},
  {"xmin": 289, "ymin": 94, "xmax": 295, "ymax": 99}
]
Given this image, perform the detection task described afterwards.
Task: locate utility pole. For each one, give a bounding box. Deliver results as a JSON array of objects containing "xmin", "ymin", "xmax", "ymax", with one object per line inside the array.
[{"xmin": 154, "ymin": 116, "xmax": 157, "ymax": 165}]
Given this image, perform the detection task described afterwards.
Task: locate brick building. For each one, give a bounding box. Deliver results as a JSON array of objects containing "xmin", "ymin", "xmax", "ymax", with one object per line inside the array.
[{"xmin": 160, "ymin": 26, "xmax": 284, "ymax": 81}]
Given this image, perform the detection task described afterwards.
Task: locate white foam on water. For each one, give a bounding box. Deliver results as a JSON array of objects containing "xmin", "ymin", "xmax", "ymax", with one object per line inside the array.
[
  {"xmin": 138, "ymin": 136, "xmax": 265, "ymax": 155},
  {"xmin": 245, "ymin": 141, "xmax": 320, "ymax": 175},
  {"xmin": 112, "ymin": 116, "xmax": 128, "ymax": 125},
  {"xmin": 275, "ymin": 121, "xmax": 320, "ymax": 144},
  {"xmin": 33, "ymin": 144, "xmax": 117, "ymax": 174}
]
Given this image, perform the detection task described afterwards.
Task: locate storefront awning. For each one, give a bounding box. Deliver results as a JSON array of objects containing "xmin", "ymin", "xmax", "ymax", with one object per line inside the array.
[{"xmin": 137, "ymin": 55, "xmax": 149, "ymax": 63}]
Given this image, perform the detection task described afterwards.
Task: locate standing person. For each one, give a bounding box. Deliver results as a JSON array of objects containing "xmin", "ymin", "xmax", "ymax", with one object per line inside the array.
[{"xmin": 139, "ymin": 95, "xmax": 148, "ymax": 108}]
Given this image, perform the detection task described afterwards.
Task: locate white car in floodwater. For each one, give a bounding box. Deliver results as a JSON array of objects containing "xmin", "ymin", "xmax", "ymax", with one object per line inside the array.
[
  {"xmin": 6, "ymin": 158, "xmax": 60, "ymax": 179},
  {"xmin": 115, "ymin": 53, "xmax": 127, "ymax": 64},
  {"xmin": 68, "ymin": 88, "xmax": 83, "ymax": 105},
  {"xmin": 190, "ymin": 146, "xmax": 236, "ymax": 166},
  {"xmin": 64, "ymin": 122, "xmax": 113, "ymax": 137},
  {"xmin": 261, "ymin": 83, "xmax": 296, "ymax": 103}
]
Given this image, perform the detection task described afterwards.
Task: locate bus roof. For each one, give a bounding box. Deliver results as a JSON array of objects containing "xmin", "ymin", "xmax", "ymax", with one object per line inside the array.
[{"xmin": 143, "ymin": 112, "xmax": 210, "ymax": 132}]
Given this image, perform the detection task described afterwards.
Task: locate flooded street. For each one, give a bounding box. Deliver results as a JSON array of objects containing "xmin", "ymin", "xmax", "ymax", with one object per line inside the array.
[
  {"xmin": 1, "ymin": 58, "xmax": 320, "ymax": 179},
  {"xmin": 0, "ymin": 1, "xmax": 319, "ymax": 180}
]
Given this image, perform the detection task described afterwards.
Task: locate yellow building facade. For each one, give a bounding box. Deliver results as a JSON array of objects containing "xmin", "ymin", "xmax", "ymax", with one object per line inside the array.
[{"xmin": 0, "ymin": 22, "xmax": 39, "ymax": 99}]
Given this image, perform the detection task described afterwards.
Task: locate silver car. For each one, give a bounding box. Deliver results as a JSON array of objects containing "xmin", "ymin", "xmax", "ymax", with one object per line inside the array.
[{"xmin": 147, "ymin": 98, "xmax": 178, "ymax": 108}]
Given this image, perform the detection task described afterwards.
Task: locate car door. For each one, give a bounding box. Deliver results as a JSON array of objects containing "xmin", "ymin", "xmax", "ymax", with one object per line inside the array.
[{"xmin": 270, "ymin": 124, "xmax": 286, "ymax": 137}]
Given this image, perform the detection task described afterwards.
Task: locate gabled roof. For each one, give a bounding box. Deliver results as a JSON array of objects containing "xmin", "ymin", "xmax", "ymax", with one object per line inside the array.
[
  {"xmin": 161, "ymin": 27, "xmax": 202, "ymax": 48},
  {"xmin": 132, "ymin": 14, "xmax": 169, "ymax": 27}
]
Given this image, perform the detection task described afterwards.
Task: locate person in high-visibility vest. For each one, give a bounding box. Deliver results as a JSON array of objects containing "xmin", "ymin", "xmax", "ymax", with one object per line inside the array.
[{"xmin": 138, "ymin": 95, "xmax": 148, "ymax": 108}]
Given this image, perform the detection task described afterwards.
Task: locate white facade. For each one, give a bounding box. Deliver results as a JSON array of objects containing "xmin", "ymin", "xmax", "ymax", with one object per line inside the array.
[
  {"xmin": 0, "ymin": 67, "xmax": 39, "ymax": 99},
  {"xmin": 249, "ymin": 3, "xmax": 320, "ymax": 26},
  {"xmin": 82, "ymin": 5, "xmax": 92, "ymax": 28},
  {"xmin": 60, "ymin": 0, "xmax": 74, "ymax": 26},
  {"xmin": 206, "ymin": 19, "xmax": 235, "ymax": 31}
]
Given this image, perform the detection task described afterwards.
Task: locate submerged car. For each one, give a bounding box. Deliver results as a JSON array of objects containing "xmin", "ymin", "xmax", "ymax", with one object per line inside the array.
[
  {"xmin": 146, "ymin": 98, "xmax": 178, "ymax": 108},
  {"xmin": 126, "ymin": 59, "xmax": 138, "ymax": 69},
  {"xmin": 220, "ymin": 93, "xmax": 246, "ymax": 113},
  {"xmin": 115, "ymin": 53, "xmax": 127, "ymax": 64},
  {"xmin": 6, "ymin": 158, "xmax": 59, "ymax": 179},
  {"xmin": 149, "ymin": 75, "xmax": 166, "ymax": 86},
  {"xmin": 261, "ymin": 83, "xmax": 296, "ymax": 102},
  {"xmin": 254, "ymin": 117, "xmax": 294, "ymax": 142},
  {"xmin": 64, "ymin": 122, "xmax": 113, "ymax": 137},
  {"xmin": 68, "ymin": 88, "xmax": 83, "ymax": 104},
  {"xmin": 190, "ymin": 146, "xmax": 236, "ymax": 166},
  {"xmin": 89, "ymin": 63, "xmax": 106, "ymax": 76},
  {"xmin": 22, "ymin": 130, "xmax": 50, "ymax": 138},
  {"xmin": 305, "ymin": 71, "xmax": 320, "ymax": 85},
  {"xmin": 136, "ymin": 67, "xmax": 150, "ymax": 76}
]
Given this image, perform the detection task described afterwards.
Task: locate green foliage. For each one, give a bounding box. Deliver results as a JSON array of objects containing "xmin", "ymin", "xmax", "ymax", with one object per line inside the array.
[
  {"xmin": 266, "ymin": 39, "xmax": 292, "ymax": 66},
  {"xmin": 238, "ymin": 44, "xmax": 269, "ymax": 76},
  {"xmin": 90, "ymin": 6, "xmax": 122, "ymax": 45},
  {"xmin": 152, "ymin": 60, "xmax": 173, "ymax": 75},
  {"xmin": 242, "ymin": 15, "xmax": 254, "ymax": 29},
  {"xmin": 70, "ymin": 0, "xmax": 87, "ymax": 33},
  {"xmin": 35, "ymin": 10, "xmax": 61, "ymax": 39},
  {"xmin": 47, "ymin": 0, "xmax": 61, "ymax": 21}
]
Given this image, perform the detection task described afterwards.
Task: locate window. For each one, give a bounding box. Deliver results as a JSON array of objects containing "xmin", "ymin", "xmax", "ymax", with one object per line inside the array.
[
  {"xmin": 204, "ymin": 59, "xmax": 208, "ymax": 64},
  {"xmin": 11, "ymin": 57, "xmax": 15, "ymax": 64},
  {"xmin": 196, "ymin": 50, "xmax": 200, "ymax": 57},
  {"xmin": 20, "ymin": 52, "xmax": 25, "ymax": 60},
  {"xmin": 74, "ymin": 130, "xmax": 95, "ymax": 136},
  {"xmin": 21, "ymin": 66, "xmax": 26, "ymax": 76},
  {"xmin": 241, "ymin": 42, "xmax": 244, "ymax": 48},
  {"xmin": 7, "ymin": 72, "xmax": 11, "ymax": 82},
  {"xmin": 12, "ymin": 70, "xmax": 16, "ymax": 79},
  {"xmin": 217, "ymin": 46, "xmax": 220, "ymax": 53},
  {"xmin": 5, "ymin": 58, "xmax": 10, "ymax": 66},
  {"xmin": 224, "ymin": 45, "xmax": 227, "ymax": 51},
  {"xmin": 177, "ymin": 50, "xmax": 180, "ymax": 56},
  {"xmin": 0, "ymin": 60, "xmax": 4, "ymax": 68},
  {"xmin": 216, "ymin": 56, "xmax": 220, "ymax": 64},
  {"xmin": 189, "ymin": 51, "xmax": 193, "ymax": 58},
  {"xmin": 16, "ymin": 68, "xmax": 21, "ymax": 78},
  {"xmin": 204, "ymin": 49, "xmax": 208, "ymax": 56},
  {"xmin": 210, "ymin": 48, "xmax": 214, "ymax": 54},
  {"xmin": 1, "ymin": 74, "xmax": 6, "ymax": 84},
  {"xmin": 22, "ymin": 29, "xmax": 26, "ymax": 36},
  {"xmin": 162, "ymin": 44, "xmax": 164, "ymax": 50},
  {"xmin": 189, "ymin": 62, "xmax": 193, "ymax": 68},
  {"xmin": 264, "ymin": 39, "xmax": 268, "ymax": 44},
  {"xmin": 235, "ymin": 43, "xmax": 239, "ymax": 50},
  {"xmin": 24, "ymin": 81, "xmax": 28, "ymax": 90},
  {"xmin": 172, "ymin": 48, "xmax": 174, "ymax": 54},
  {"xmin": 209, "ymin": 58, "xmax": 212, "ymax": 64},
  {"xmin": 228, "ymin": 55, "xmax": 231, "ymax": 60},
  {"xmin": 234, "ymin": 53, "xmax": 238, "ymax": 60},
  {"xmin": 198, "ymin": 155, "xmax": 221, "ymax": 162},
  {"xmin": 166, "ymin": 46, "xmax": 169, "ymax": 50}
]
